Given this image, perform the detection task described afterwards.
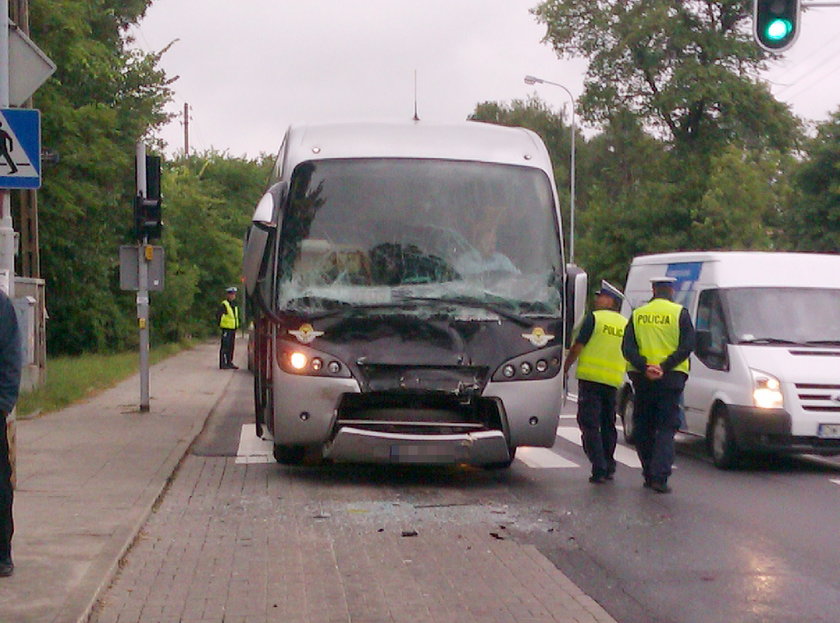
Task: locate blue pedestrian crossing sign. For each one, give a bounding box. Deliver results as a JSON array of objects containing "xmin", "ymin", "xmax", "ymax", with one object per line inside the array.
[{"xmin": 0, "ymin": 108, "xmax": 41, "ymax": 189}]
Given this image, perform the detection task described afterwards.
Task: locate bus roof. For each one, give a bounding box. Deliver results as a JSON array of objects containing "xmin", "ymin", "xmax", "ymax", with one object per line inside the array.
[{"xmin": 277, "ymin": 120, "xmax": 555, "ymax": 178}]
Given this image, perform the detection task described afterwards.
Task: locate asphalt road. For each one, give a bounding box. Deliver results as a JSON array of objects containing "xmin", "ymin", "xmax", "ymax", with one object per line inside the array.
[{"xmin": 136, "ymin": 369, "xmax": 840, "ymax": 623}]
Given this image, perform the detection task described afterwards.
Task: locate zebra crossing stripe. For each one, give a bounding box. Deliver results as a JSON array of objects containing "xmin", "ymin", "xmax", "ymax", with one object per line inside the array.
[
  {"xmin": 517, "ymin": 446, "xmax": 579, "ymax": 468},
  {"xmin": 555, "ymin": 426, "xmax": 642, "ymax": 469},
  {"xmin": 234, "ymin": 424, "xmax": 643, "ymax": 470},
  {"xmin": 236, "ymin": 423, "xmax": 274, "ymax": 464}
]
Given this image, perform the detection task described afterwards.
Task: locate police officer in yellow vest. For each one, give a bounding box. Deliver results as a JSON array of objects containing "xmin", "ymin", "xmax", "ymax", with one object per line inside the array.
[
  {"xmin": 217, "ymin": 286, "xmax": 241, "ymax": 369},
  {"xmin": 563, "ymin": 282, "xmax": 628, "ymax": 483},
  {"xmin": 622, "ymin": 277, "xmax": 695, "ymax": 493}
]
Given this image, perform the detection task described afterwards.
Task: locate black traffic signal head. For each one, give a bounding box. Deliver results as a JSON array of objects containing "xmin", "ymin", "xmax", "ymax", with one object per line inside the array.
[
  {"xmin": 133, "ymin": 154, "xmax": 163, "ymax": 242},
  {"xmin": 134, "ymin": 195, "xmax": 163, "ymax": 242},
  {"xmin": 754, "ymin": 0, "xmax": 801, "ymax": 53}
]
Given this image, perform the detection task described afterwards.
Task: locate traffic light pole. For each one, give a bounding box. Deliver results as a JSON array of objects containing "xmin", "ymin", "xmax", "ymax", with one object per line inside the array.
[{"xmin": 135, "ymin": 142, "xmax": 150, "ymax": 412}]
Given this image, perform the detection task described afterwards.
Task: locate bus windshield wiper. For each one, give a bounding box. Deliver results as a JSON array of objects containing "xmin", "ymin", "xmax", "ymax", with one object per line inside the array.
[
  {"xmin": 803, "ymin": 339, "xmax": 840, "ymax": 346},
  {"xmin": 394, "ymin": 294, "xmax": 532, "ymax": 326},
  {"xmin": 290, "ymin": 301, "xmax": 418, "ymax": 321}
]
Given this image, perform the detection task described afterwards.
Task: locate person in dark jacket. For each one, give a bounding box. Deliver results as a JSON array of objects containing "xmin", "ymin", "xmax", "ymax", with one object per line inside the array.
[
  {"xmin": 0, "ymin": 289, "xmax": 21, "ymax": 576},
  {"xmin": 622, "ymin": 277, "xmax": 694, "ymax": 494}
]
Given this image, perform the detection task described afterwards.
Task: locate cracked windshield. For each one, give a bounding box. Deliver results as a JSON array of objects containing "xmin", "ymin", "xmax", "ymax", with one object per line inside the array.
[{"xmin": 276, "ymin": 158, "xmax": 563, "ymax": 317}]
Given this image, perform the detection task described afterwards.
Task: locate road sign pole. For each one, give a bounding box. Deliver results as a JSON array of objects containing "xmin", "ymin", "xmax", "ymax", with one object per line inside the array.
[
  {"xmin": 0, "ymin": 0, "xmax": 13, "ymax": 297},
  {"xmin": 136, "ymin": 142, "xmax": 150, "ymax": 412}
]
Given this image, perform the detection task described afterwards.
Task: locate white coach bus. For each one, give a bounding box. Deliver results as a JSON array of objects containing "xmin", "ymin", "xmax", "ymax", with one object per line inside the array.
[{"xmin": 243, "ymin": 120, "xmax": 585, "ymax": 467}]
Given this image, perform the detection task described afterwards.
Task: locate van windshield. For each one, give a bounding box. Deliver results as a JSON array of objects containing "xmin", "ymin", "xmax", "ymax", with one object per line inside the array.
[
  {"xmin": 275, "ymin": 158, "xmax": 563, "ymax": 316},
  {"xmin": 722, "ymin": 287, "xmax": 840, "ymax": 344}
]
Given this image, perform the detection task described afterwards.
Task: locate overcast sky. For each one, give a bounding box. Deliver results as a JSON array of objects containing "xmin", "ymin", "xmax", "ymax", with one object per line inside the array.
[{"xmin": 131, "ymin": 1, "xmax": 840, "ymax": 159}]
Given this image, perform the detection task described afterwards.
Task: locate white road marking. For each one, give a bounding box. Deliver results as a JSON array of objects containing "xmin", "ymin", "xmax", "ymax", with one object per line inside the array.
[
  {"xmin": 236, "ymin": 423, "xmax": 274, "ymax": 464},
  {"xmin": 830, "ymin": 479, "xmax": 840, "ymax": 486},
  {"xmin": 556, "ymin": 425, "xmax": 642, "ymax": 468},
  {"xmin": 516, "ymin": 446, "xmax": 580, "ymax": 469},
  {"xmin": 234, "ymin": 420, "xmax": 644, "ymax": 471}
]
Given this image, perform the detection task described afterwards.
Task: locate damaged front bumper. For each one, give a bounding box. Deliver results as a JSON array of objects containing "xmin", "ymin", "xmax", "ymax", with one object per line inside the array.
[{"xmin": 324, "ymin": 426, "xmax": 511, "ymax": 465}]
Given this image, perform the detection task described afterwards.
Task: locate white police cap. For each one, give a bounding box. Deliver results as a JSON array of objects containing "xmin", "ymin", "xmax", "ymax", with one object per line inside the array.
[{"xmin": 650, "ymin": 276, "xmax": 677, "ymax": 286}]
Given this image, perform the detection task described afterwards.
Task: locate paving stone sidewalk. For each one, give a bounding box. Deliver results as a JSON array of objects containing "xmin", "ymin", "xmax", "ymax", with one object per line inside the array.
[{"xmin": 0, "ymin": 342, "xmax": 236, "ymax": 623}]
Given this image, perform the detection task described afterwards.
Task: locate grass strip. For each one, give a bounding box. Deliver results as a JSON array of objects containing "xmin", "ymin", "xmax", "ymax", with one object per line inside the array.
[{"xmin": 16, "ymin": 340, "xmax": 194, "ymax": 419}]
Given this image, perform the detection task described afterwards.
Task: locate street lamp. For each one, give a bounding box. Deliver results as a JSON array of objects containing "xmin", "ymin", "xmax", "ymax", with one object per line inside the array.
[{"xmin": 524, "ymin": 75, "xmax": 576, "ymax": 264}]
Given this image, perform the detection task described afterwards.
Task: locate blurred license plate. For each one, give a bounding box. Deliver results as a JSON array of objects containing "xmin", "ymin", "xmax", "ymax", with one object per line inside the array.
[
  {"xmin": 817, "ymin": 424, "xmax": 840, "ymax": 439},
  {"xmin": 390, "ymin": 445, "xmax": 453, "ymax": 463}
]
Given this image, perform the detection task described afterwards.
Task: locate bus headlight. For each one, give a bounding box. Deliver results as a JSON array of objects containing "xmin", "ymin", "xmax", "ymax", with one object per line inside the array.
[
  {"xmin": 290, "ymin": 352, "xmax": 308, "ymax": 370},
  {"xmin": 277, "ymin": 342, "xmax": 352, "ymax": 378},
  {"xmin": 492, "ymin": 347, "xmax": 563, "ymax": 382},
  {"xmin": 750, "ymin": 368, "xmax": 783, "ymax": 409}
]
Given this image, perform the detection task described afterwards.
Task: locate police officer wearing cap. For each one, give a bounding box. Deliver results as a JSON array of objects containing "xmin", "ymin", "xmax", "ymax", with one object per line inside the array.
[
  {"xmin": 217, "ymin": 287, "xmax": 241, "ymax": 369},
  {"xmin": 622, "ymin": 277, "xmax": 695, "ymax": 493},
  {"xmin": 563, "ymin": 282, "xmax": 628, "ymax": 483}
]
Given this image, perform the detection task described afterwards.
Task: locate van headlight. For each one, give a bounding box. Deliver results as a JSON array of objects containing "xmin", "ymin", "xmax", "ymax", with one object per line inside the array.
[{"xmin": 750, "ymin": 368, "xmax": 783, "ymax": 409}]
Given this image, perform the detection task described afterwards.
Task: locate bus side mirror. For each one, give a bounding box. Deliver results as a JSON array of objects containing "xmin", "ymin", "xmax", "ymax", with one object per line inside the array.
[
  {"xmin": 243, "ymin": 182, "xmax": 288, "ymax": 298},
  {"xmin": 565, "ymin": 263, "xmax": 588, "ymax": 348}
]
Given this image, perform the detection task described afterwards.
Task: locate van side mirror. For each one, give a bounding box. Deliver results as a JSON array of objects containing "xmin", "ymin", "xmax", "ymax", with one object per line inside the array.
[{"xmin": 564, "ymin": 264, "xmax": 588, "ymax": 348}]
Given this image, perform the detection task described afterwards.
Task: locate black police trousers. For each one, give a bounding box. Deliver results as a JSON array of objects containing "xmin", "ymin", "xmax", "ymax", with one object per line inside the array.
[
  {"xmin": 0, "ymin": 413, "xmax": 12, "ymax": 564},
  {"xmin": 576, "ymin": 380, "xmax": 618, "ymax": 478},
  {"xmin": 629, "ymin": 372, "xmax": 686, "ymax": 485},
  {"xmin": 219, "ymin": 329, "xmax": 236, "ymax": 368}
]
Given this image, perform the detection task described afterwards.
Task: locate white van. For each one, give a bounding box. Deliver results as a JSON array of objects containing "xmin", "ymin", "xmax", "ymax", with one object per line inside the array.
[{"xmin": 618, "ymin": 251, "xmax": 840, "ymax": 468}]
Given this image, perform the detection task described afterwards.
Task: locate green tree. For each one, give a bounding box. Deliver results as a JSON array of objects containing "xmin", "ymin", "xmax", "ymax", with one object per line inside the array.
[
  {"xmin": 532, "ymin": 0, "xmax": 799, "ymax": 153},
  {"xmin": 523, "ymin": 1, "xmax": 802, "ymax": 286},
  {"xmin": 149, "ymin": 152, "xmax": 273, "ymax": 342},
  {"xmin": 691, "ymin": 145, "xmax": 792, "ymax": 250},
  {"xmin": 788, "ymin": 110, "xmax": 840, "ymax": 252},
  {"xmin": 28, "ymin": 0, "xmax": 172, "ymax": 354}
]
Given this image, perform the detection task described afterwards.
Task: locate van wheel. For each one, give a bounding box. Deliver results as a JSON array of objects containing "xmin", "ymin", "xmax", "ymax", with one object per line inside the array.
[
  {"xmin": 273, "ymin": 444, "xmax": 306, "ymax": 465},
  {"xmin": 709, "ymin": 407, "xmax": 741, "ymax": 470},
  {"xmin": 620, "ymin": 394, "xmax": 636, "ymax": 445}
]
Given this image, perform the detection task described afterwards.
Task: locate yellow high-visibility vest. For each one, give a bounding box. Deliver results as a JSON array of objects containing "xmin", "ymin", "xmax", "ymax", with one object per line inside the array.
[
  {"xmin": 576, "ymin": 310, "xmax": 628, "ymax": 388},
  {"xmin": 220, "ymin": 300, "xmax": 240, "ymax": 330},
  {"xmin": 629, "ymin": 298, "xmax": 689, "ymax": 374}
]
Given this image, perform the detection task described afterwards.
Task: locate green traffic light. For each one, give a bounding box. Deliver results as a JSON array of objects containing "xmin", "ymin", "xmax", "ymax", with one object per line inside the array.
[{"xmin": 765, "ymin": 17, "xmax": 793, "ymax": 42}]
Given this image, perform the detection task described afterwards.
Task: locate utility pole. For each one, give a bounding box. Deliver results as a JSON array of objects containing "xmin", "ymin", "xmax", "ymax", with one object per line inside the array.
[{"xmin": 183, "ymin": 102, "xmax": 189, "ymax": 156}]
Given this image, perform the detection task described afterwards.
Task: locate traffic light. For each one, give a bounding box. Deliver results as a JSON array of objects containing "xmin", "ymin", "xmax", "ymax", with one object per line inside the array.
[
  {"xmin": 133, "ymin": 155, "xmax": 163, "ymax": 241},
  {"xmin": 134, "ymin": 195, "xmax": 162, "ymax": 241},
  {"xmin": 754, "ymin": 0, "xmax": 801, "ymax": 53}
]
